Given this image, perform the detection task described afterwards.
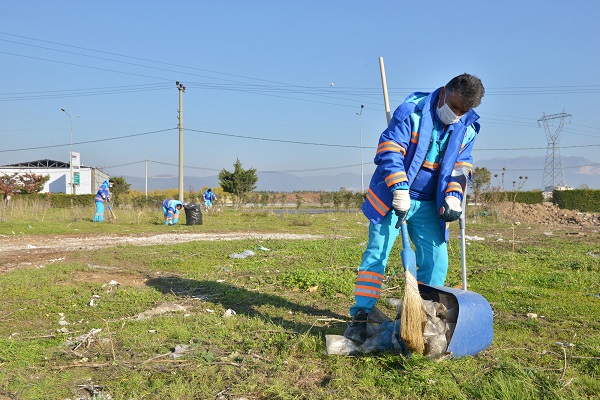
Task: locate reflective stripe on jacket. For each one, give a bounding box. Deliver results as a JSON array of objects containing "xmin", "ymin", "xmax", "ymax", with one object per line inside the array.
[
  {"xmin": 95, "ymin": 187, "xmax": 110, "ymax": 202},
  {"xmin": 361, "ymin": 88, "xmax": 480, "ymax": 241}
]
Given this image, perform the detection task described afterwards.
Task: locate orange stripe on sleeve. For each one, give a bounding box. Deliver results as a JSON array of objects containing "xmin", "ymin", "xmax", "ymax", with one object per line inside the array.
[
  {"xmin": 366, "ymin": 189, "xmax": 389, "ymax": 216},
  {"xmin": 410, "ymin": 132, "xmax": 419, "ymax": 144}
]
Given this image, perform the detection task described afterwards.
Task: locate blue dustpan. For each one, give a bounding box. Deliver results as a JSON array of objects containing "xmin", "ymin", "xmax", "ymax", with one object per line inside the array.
[
  {"xmin": 418, "ymin": 283, "xmax": 493, "ymax": 357},
  {"xmin": 419, "ymin": 170, "xmax": 494, "ymax": 357}
]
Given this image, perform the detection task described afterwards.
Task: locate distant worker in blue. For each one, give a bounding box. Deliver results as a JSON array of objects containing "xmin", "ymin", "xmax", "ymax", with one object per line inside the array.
[
  {"xmin": 344, "ymin": 73, "xmax": 485, "ymax": 344},
  {"xmin": 93, "ymin": 179, "xmax": 114, "ymax": 222},
  {"xmin": 162, "ymin": 198, "xmax": 184, "ymax": 225},
  {"xmin": 202, "ymin": 188, "xmax": 217, "ymax": 212}
]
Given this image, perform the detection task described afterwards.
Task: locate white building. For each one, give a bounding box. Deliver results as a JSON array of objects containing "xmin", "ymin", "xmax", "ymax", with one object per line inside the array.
[{"xmin": 0, "ymin": 159, "xmax": 110, "ymax": 195}]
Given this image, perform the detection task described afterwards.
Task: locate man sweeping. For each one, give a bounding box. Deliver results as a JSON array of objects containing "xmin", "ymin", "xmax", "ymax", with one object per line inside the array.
[
  {"xmin": 93, "ymin": 179, "xmax": 114, "ymax": 222},
  {"xmin": 344, "ymin": 74, "xmax": 485, "ymax": 346}
]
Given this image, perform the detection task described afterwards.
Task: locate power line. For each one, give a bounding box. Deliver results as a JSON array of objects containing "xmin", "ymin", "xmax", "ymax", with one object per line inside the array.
[
  {"xmin": 0, "ymin": 128, "xmax": 176, "ymax": 153},
  {"xmin": 0, "ymin": 83, "xmax": 172, "ymax": 101},
  {"xmin": 0, "ymin": 51, "xmax": 171, "ymax": 82},
  {"xmin": 187, "ymin": 127, "xmax": 600, "ymax": 151},
  {"xmin": 3, "ymin": 31, "xmax": 600, "ymax": 109},
  {"xmin": 103, "ymin": 158, "xmax": 599, "ymax": 175},
  {"xmin": 0, "ymin": 32, "xmax": 341, "ymax": 89},
  {"xmin": 1, "ymin": 33, "xmax": 369, "ymax": 105},
  {"xmin": 103, "ymin": 158, "xmax": 367, "ymax": 174},
  {"xmin": 185, "ymin": 128, "xmax": 362, "ymax": 148},
  {"xmin": 102, "ymin": 160, "xmax": 148, "ymax": 168},
  {"xmin": 1, "ymin": 123, "xmax": 598, "ymax": 154}
]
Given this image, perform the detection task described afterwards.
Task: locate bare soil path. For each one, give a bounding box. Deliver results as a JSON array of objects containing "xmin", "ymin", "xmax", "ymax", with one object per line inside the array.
[
  {"xmin": 0, "ymin": 232, "xmax": 324, "ymax": 273},
  {"xmin": 1, "ymin": 202, "xmax": 598, "ymax": 273}
]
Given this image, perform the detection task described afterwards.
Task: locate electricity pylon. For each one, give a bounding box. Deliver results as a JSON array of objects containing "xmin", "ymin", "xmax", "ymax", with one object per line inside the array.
[{"xmin": 538, "ymin": 110, "xmax": 571, "ymax": 190}]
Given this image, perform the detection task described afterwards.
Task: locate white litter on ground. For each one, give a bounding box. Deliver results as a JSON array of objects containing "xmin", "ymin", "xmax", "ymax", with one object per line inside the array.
[
  {"xmin": 229, "ymin": 250, "xmax": 255, "ymax": 259},
  {"xmin": 223, "ymin": 309, "xmax": 237, "ymax": 317},
  {"xmin": 326, "ymin": 298, "xmax": 458, "ymax": 358},
  {"xmin": 464, "ymin": 235, "xmax": 485, "ymax": 241}
]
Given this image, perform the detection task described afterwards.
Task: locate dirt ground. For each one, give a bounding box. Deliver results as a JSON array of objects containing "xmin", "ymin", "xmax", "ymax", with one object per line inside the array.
[
  {"xmin": 483, "ymin": 202, "xmax": 600, "ymax": 226},
  {"xmin": 0, "ymin": 232, "xmax": 323, "ymax": 273},
  {"xmin": 1, "ymin": 202, "xmax": 598, "ymax": 273}
]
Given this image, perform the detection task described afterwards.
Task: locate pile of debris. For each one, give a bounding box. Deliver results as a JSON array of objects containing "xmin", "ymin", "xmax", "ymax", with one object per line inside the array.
[
  {"xmin": 482, "ymin": 202, "xmax": 600, "ymax": 226},
  {"xmin": 326, "ymin": 294, "xmax": 458, "ymax": 358}
]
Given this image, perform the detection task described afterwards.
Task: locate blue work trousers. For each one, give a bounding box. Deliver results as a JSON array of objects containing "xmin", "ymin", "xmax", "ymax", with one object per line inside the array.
[
  {"xmin": 163, "ymin": 207, "xmax": 180, "ymax": 224},
  {"xmin": 93, "ymin": 201, "xmax": 105, "ymax": 222},
  {"xmin": 350, "ymin": 200, "xmax": 447, "ymax": 316}
]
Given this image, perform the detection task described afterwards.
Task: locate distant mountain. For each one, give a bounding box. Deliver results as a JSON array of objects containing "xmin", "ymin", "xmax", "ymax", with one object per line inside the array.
[
  {"xmin": 124, "ymin": 172, "xmax": 364, "ymax": 193},
  {"xmin": 123, "ymin": 156, "xmax": 599, "ymax": 192},
  {"xmin": 476, "ymin": 156, "xmax": 600, "ymax": 191}
]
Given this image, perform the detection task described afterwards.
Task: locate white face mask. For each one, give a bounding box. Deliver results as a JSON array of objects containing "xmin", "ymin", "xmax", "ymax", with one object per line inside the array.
[{"xmin": 436, "ymin": 93, "xmax": 461, "ymax": 125}]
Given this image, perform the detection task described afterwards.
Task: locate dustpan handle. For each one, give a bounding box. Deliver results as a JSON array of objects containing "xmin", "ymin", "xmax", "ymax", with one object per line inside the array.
[
  {"xmin": 400, "ymin": 220, "xmax": 411, "ymax": 249},
  {"xmin": 459, "ymin": 171, "xmax": 469, "ymax": 291}
]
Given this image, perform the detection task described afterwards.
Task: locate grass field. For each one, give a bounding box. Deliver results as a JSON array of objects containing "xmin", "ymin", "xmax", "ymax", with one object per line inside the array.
[{"xmin": 0, "ymin": 204, "xmax": 599, "ymax": 399}]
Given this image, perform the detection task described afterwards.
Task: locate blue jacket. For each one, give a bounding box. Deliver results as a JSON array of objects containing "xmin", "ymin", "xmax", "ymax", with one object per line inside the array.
[
  {"xmin": 162, "ymin": 199, "xmax": 183, "ymax": 216},
  {"xmin": 202, "ymin": 190, "xmax": 216, "ymax": 202},
  {"xmin": 362, "ymin": 88, "xmax": 480, "ymax": 241},
  {"xmin": 95, "ymin": 180, "xmax": 112, "ymax": 203},
  {"xmin": 99, "ymin": 180, "xmax": 111, "ymax": 190}
]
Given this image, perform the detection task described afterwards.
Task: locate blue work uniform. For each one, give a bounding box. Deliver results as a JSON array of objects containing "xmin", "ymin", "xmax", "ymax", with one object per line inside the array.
[
  {"xmin": 351, "ymin": 88, "xmax": 480, "ymax": 316},
  {"xmin": 93, "ymin": 180, "xmax": 112, "ymax": 222},
  {"xmin": 162, "ymin": 198, "xmax": 184, "ymax": 225},
  {"xmin": 202, "ymin": 190, "xmax": 216, "ymax": 209}
]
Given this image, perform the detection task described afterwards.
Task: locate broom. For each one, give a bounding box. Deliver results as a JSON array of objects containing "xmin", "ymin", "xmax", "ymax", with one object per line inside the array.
[
  {"xmin": 106, "ymin": 201, "xmax": 118, "ymax": 221},
  {"xmin": 379, "ymin": 57, "xmax": 426, "ymax": 353},
  {"xmin": 398, "ymin": 221, "xmax": 426, "ymax": 354}
]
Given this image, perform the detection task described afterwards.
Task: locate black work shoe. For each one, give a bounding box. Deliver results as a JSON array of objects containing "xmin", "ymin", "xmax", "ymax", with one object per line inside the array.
[{"xmin": 343, "ymin": 309, "xmax": 369, "ymax": 344}]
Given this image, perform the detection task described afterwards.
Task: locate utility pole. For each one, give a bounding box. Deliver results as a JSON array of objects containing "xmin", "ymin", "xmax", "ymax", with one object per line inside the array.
[
  {"xmin": 379, "ymin": 57, "xmax": 391, "ymax": 125},
  {"xmin": 145, "ymin": 159, "xmax": 148, "ymax": 199},
  {"xmin": 356, "ymin": 105, "xmax": 365, "ymax": 193},
  {"xmin": 538, "ymin": 110, "xmax": 571, "ymax": 190},
  {"xmin": 60, "ymin": 108, "xmax": 79, "ymax": 195},
  {"xmin": 176, "ymin": 81, "xmax": 186, "ymax": 202}
]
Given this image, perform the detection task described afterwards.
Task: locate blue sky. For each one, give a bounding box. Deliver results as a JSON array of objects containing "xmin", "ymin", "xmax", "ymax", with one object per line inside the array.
[{"xmin": 1, "ymin": 1, "xmax": 599, "ymax": 190}]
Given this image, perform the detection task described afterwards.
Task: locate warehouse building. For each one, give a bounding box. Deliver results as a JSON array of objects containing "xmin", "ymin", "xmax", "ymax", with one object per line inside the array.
[{"xmin": 0, "ymin": 159, "xmax": 110, "ymax": 195}]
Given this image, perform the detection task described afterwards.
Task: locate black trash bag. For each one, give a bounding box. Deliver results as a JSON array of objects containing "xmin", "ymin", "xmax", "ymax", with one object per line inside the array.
[{"xmin": 184, "ymin": 203, "xmax": 203, "ymax": 225}]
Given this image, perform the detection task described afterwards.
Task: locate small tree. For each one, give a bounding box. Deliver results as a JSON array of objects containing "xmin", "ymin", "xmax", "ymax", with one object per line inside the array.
[
  {"xmin": 332, "ymin": 190, "xmax": 343, "ymax": 211},
  {"xmin": 108, "ymin": 176, "xmax": 131, "ymax": 206},
  {"xmin": 218, "ymin": 158, "xmax": 258, "ymax": 208},
  {"xmin": 353, "ymin": 192, "xmax": 365, "ymax": 209},
  {"xmin": 248, "ymin": 192, "xmax": 260, "ymax": 208},
  {"xmin": 469, "ymin": 167, "xmax": 491, "ymax": 207},
  {"xmin": 0, "ymin": 172, "xmax": 49, "ymax": 195},
  {"xmin": 340, "ymin": 189, "xmax": 353, "ymax": 213},
  {"xmin": 269, "ymin": 193, "xmax": 278, "ymax": 208},
  {"xmin": 260, "ymin": 192, "xmax": 270, "ymax": 208},
  {"xmin": 319, "ymin": 192, "xmax": 332, "ymax": 210},
  {"xmin": 295, "ymin": 194, "xmax": 303, "ymax": 210}
]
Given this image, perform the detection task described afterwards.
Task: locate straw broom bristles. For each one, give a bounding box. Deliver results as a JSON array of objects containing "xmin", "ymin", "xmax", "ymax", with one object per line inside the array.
[{"xmin": 400, "ymin": 269, "xmax": 426, "ymax": 354}]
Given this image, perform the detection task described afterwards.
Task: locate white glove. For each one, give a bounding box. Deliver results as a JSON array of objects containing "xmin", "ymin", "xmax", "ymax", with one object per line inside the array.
[
  {"xmin": 440, "ymin": 195, "xmax": 462, "ymax": 222},
  {"xmin": 392, "ymin": 189, "xmax": 410, "ymax": 211},
  {"xmin": 392, "ymin": 189, "xmax": 410, "ymax": 223}
]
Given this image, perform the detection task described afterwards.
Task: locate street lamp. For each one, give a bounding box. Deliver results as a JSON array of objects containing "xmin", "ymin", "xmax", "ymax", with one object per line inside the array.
[
  {"xmin": 60, "ymin": 108, "xmax": 75, "ymax": 194},
  {"xmin": 356, "ymin": 105, "xmax": 365, "ymax": 194}
]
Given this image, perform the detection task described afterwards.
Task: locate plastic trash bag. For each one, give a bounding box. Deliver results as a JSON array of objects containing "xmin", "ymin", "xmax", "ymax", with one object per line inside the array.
[{"xmin": 184, "ymin": 203, "xmax": 203, "ymax": 225}]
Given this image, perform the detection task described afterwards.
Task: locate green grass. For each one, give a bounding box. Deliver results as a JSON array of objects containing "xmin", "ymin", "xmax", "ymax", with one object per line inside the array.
[{"xmin": 0, "ymin": 207, "xmax": 599, "ymax": 399}]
